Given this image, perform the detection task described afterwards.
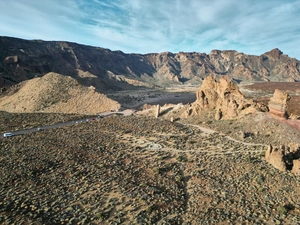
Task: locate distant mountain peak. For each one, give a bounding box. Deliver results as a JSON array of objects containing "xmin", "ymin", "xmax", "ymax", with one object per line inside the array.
[{"xmin": 263, "ymin": 48, "xmax": 283, "ymax": 59}]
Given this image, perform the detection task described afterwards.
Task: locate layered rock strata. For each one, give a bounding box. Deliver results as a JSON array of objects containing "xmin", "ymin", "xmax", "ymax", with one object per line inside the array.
[{"xmin": 268, "ymin": 89, "xmax": 290, "ymax": 118}]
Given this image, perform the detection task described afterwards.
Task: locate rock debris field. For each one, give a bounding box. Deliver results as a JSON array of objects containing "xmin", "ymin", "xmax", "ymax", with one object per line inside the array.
[{"xmin": 1, "ymin": 114, "xmax": 300, "ymax": 224}]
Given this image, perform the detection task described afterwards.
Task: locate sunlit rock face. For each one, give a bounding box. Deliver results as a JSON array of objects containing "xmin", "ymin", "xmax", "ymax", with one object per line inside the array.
[{"xmin": 188, "ymin": 75, "xmax": 268, "ymax": 120}]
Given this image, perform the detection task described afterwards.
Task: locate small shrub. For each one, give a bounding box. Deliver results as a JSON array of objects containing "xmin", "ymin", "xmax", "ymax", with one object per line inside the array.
[
  {"xmin": 158, "ymin": 156, "xmax": 165, "ymax": 160},
  {"xmin": 259, "ymin": 151, "xmax": 266, "ymax": 157},
  {"xmin": 277, "ymin": 205, "xmax": 288, "ymax": 214},
  {"xmin": 175, "ymin": 175, "xmax": 182, "ymax": 182},
  {"xmin": 146, "ymin": 204, "xmax": 156, "ymax": 214},
  {"xmin": 255, "ymin": 175, "xmax": 265, "ymax": 184},
  {"xmin": 176, "ymin": 156, "xmax": 187, "ymax": 162},
  {"xmin": 152, "ymin": 167, "xmax": 160, "ymax": 174},
  {"xmin": 206, "ymin": 120, "xmax": 213, "ymax": 124}
]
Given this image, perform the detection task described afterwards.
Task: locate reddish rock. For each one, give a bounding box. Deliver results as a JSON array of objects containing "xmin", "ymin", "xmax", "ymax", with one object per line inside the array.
[
  {"xmin": 268, "ymin": 89, "xmax": 290, "ymax": 118},
  {"xmin": 263, "ymin": 48, "xmax": 283, "ymax": 60}
]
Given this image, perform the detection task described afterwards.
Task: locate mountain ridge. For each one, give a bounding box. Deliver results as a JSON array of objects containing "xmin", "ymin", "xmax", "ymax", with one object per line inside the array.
[{"xmin": 1, "ymin": 36, "xmax": 300, "ymax": 91}]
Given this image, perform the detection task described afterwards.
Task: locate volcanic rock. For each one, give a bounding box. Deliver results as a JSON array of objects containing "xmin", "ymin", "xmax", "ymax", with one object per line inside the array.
[
  {"xmin": 1, "ymin": 37, "xmax": 300, "ymax": 90},
  {"xmin": 189, "ymin": 75, "xmax": 268, "ymax": 119},
  {"xmin": 292, "ymin": 159, "xmax": 300, "ymax": 176},
  {"xmin": 265, "ymin": 145, "xmax": 287, "ymax": 171},
  {"xmin": 268, "ymin": 89, "xmax": 290, "ymax": 118},
  {"xmin": 264, "ymin": 48, "xmax": 283, "ymax": 60},
  {"xmin": 265, "ymin": 144, "xmax": 300, "ymax": 174}
]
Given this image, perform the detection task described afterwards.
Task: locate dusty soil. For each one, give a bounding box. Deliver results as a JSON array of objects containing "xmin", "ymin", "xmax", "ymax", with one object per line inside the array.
[{"xmin": 1, "ymin": 115, "xmax": 300, "ymax": 224}]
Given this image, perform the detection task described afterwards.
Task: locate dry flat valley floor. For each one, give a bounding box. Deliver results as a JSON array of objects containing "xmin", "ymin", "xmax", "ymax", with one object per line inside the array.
[{"xmin": 1, "ymin": 112, "xmax": 300, "ymax": 225}]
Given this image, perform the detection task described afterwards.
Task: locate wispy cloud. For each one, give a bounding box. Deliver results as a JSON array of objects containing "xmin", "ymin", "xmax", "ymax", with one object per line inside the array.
[{"xmin": 0, "ymin": 0, "xmax": 299, "ymax": 59}]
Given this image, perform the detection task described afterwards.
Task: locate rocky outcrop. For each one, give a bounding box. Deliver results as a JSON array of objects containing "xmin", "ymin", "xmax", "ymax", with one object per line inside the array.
[
  {"xmin": 265, "ymin": 145, "xmax": 287, "ymax": 171},
  {"xmin": 268, "ymin": 89, "xmax": 290, "ymax": 118},
  {"xmin": 188, "ymin": 75, "xmax": 268, "ymax": 119},
  {"xmin": 0, "ymin": 36, "xmax": 300, "ymax": 90},
  {"xmin": 265, "ymin": 144, "xmax": 300, "ymax": 175},
  {"xmin": 292, "ymin": 159, "xmax": 300, "ymax": 176}
]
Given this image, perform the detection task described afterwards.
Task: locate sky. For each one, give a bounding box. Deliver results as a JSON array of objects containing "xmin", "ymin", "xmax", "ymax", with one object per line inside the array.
[{"xmin": 0, "ymin": 0, "xmax": 300, "ymax": 59}]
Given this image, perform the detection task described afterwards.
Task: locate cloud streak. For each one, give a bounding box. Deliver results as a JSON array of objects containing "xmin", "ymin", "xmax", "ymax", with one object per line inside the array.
[{"xmin": 0, "ymin": 0, "xmax": 299, "ymax": 59}]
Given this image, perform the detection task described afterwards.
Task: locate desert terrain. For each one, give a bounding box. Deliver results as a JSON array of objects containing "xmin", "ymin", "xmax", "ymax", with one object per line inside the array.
[
  {"xmin": 1, "ymin": 37, "xmax": 300, "ymax": 225},
  {"xmin": 1, "ymin": 79, "xmax": 300, "ymax": 225},
  {"xmin": 1, "ymin": 113, "xmax": 300, "ymax": 225}
]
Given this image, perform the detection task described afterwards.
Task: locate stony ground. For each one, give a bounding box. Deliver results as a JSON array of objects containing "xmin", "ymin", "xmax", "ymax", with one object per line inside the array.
[
  {"xmin": 179, "ymin": 110, "xmax": 300, "ymax": 147},
  {"xmin": 1, "ymin": 114, "xmax": 300, "ymax": 224},
  {"xmin": 0, "ymin": 111, "xmax": 90, "ymax": 133}
]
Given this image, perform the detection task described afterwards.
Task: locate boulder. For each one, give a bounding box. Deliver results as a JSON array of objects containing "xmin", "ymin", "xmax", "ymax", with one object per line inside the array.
[
  {"xmin": 268, "ymin": 89, "xmax": 290, "ymax": 118},
  {"xmin": 292, "ymin": 159, "xmax": 300, "ymax": 176},
  {"xmin": 265, "ymin": 144, "xmax": 300, "ymax": 174},
  {"xmin": 265, "ymin": 145, "xmax": 286, "ymax": 172}
]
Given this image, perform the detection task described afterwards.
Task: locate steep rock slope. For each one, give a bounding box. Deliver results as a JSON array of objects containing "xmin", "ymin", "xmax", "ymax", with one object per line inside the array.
[
  {"xmin": 1, "ymin": 36, "xmax": 300, "ymax": 90},
  {"xmin": 0, "ymin": 72, "xmax": 120, "ymax": 114}
]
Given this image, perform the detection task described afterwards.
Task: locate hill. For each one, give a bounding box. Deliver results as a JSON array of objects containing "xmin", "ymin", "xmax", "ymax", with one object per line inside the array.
[
  {"xmin": 0, "ymin": 72, "xmax": 120, "ymax": 114},
  {"xmin": 1, "ymin": 36, "xmax": 300, "ymax": 91}
]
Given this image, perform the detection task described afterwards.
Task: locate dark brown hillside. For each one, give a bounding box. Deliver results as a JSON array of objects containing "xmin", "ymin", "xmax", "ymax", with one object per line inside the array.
[{"xmin": 1, "ymin": 36, "xmax": 300, "ymax": 91}]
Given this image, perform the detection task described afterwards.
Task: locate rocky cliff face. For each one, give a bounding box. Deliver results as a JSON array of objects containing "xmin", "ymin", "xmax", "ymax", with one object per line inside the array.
[{"xmin": 1, "ymin": 36, "xmax": 300, "ymax": 91}]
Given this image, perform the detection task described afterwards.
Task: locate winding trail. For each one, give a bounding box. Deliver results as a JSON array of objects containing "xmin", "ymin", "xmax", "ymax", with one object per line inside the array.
[{"xmin": 187, "ymin": 124, "xmax": 266, "ymax": 147}]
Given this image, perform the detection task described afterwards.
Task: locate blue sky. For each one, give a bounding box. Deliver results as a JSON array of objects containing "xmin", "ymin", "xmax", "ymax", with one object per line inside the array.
[{"xmin": 0, "ymin": 0, "xmax": 300, "ymax": 59}]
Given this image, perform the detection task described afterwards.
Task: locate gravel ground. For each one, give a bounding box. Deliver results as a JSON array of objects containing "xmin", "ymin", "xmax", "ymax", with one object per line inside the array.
[{"xmin": 1, "ymin": 115, "xmax": 300, "ymax": 224}]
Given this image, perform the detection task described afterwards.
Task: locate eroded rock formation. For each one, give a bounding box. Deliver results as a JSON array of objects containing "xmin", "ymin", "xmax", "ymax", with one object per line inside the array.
[
  {"xmin": 265, "ymin": 145, "xmax": 287, "ymax": 171},
  {"xmin": 268, "ymin": 89, "xmax": 290, "ymax": 118},
  {"xmin": 187, "ymin": 75, "xmax": 268, "ymax": 119},
  {"xmin": 265, "ymin": 144, "xmax": 300, "ymax": 175}
]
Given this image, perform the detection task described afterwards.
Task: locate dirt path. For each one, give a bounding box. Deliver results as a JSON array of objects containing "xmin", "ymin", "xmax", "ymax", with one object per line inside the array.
[{"xmin": 186, "ymin": 124, "xmax": 266, "ymax": 147}]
